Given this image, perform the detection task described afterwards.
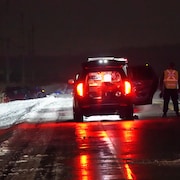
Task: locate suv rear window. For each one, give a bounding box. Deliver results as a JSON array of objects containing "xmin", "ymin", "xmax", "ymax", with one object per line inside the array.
[
  {"xmin": 87, "ymin": 71, "xmax": 121, "ymax": 85},
  {"xmin": 86, "ymin": 71, "xmax": 122, "ymax": 98}
]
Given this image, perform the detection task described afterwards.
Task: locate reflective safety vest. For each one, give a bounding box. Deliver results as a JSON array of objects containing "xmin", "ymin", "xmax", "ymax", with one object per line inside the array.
[{"xmin": 163, "ymin": 69, "xmax": 178, "ymax": 89}]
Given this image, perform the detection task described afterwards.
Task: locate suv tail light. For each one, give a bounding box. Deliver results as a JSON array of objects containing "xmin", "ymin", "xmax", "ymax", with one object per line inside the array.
[
  {"xmin": 76, "ymin": 83, "xmax": 84, "ymax": 97},
  {"xmin": 124, "ymin": 81, "xmax": 131, "ymax": 95}
]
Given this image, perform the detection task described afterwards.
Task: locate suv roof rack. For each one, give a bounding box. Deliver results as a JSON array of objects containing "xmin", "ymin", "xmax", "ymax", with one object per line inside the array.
[
  {"xmin": 83, "ymin": 57, "xmax": 128, "ymax": 68},
  {"xmin": 88, "ymin": 57, "xmax": 128, "ymax": 63}
]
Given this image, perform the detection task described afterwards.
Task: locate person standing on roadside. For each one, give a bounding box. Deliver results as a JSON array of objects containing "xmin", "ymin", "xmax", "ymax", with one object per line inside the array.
[{"xmin": 160, "ymin": 62, "xmax": 180, "ymax": 117}]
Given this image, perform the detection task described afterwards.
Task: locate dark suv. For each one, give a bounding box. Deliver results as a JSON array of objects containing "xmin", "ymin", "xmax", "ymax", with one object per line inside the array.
[{"xmin": 70, "ymin": 57, "xmax": 134, "ymax": 122}]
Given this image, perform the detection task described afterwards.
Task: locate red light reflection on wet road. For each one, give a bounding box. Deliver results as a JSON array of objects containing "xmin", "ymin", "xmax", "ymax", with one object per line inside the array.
[
  {"xmin": 74, "ymin": 122, "xmax": 132, "ymax": 179},
  {"xmin": 76, "ymin": 123, "xmax": 91, "ymax": 180},
  {"xmin": 120, "ymin": 122, "xmax": 137, "ymax": 180},
  {"xmin": 1, "ymin": 118, "xmax": 180, "ymax": 179},
  {"xmin": 124, "ymin": 163, "xmax": 134, "ymax": 180},
  {"xmin": 80, "ymin": 155, "xmax": 89, "ymax": 180}
]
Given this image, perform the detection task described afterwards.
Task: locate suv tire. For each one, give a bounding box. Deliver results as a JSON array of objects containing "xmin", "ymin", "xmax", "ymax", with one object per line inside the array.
[
  {"xmin": 73, "ymin": 108, "xmax": 83, "ymax": 122},
  {"xmin": 120, "ymin": 104, "xmax": 134, "ymax": 120}
]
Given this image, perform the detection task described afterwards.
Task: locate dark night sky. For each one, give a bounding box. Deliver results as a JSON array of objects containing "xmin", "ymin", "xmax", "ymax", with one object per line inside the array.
[
  {"xmin": 0, "ymin": 1, "xmax": 180, "ymax": 83},
  {"xmin": 1, "ymin": 1, "xmax": 180, "ymax": 56}
]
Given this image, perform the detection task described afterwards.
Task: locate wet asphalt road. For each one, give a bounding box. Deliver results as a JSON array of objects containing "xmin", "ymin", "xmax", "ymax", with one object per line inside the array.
[{"xmin": 0, "ymin": 116, "xmax": 180, "ymax": 180}]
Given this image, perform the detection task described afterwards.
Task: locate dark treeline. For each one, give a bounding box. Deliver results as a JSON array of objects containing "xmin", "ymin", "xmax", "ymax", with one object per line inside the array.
[{"xmin": 0, "ymin": 45, "xmax": 180, "ymax": 85}]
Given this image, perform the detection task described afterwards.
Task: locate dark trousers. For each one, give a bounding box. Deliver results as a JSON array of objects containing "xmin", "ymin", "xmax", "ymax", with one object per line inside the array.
[{"xmin": 163, "ymin": 89, "xmax": 179, "ymax": 113}]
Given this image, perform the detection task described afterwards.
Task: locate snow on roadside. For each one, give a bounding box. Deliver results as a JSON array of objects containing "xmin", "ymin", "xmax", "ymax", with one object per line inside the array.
[
  {"xmin": 0, "ymin": 99, "xmax": 39, "ymax": 128},
  {"xmin": 23, "ymin": 95, "xmax": 73, "ymax": 122},
  {"xmin": 0, "ymin": 95, "xmax": 73, "ymax": 128}
]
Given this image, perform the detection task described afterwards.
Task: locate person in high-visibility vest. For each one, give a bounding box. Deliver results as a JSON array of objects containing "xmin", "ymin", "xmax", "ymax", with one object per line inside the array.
[{"xmin": 160, "ymin": 62, "xmax": 180, "ymax": 117}]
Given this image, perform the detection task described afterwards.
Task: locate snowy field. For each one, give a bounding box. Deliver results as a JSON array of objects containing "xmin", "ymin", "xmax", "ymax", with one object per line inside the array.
[{"xmin": 0, "ymin": 94, "xmax": 73, "ymax": 128}]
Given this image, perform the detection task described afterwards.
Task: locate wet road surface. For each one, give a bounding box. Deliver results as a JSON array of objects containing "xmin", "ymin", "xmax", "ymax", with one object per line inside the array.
[{"xmin": 0, "ymin": 117, "xmax": 180, "ymax": 179}]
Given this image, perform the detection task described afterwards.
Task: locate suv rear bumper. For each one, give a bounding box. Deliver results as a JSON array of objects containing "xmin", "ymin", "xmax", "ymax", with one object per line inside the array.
[{"xmin": 74, "ymin": 101, "xmax": 133, "ymax": 117}]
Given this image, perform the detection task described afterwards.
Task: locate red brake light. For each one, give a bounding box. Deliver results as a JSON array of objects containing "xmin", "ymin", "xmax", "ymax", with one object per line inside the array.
[
  {"xmin": 124, "ymin": 81, "xmax": 131, "ymax": 95},
  {"xmin": 76, "ymin": 83, "xmax": 83, "ymax": 96}
]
